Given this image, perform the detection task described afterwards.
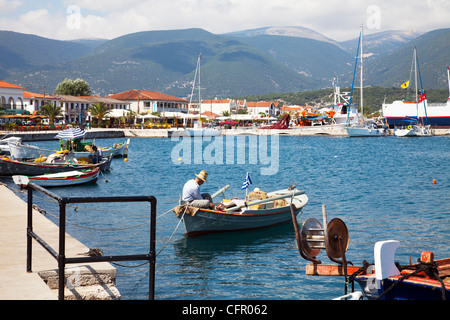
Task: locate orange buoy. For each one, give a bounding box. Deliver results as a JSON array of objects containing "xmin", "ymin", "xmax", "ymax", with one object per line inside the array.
[{"xmin": 432, "ymin": 179, "xmax": 436, "ymax": 184}]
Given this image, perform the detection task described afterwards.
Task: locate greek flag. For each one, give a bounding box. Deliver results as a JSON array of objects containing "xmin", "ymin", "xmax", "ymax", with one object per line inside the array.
[{"xmin": 241, "ymin": 172, "xmax": 252, "ymax": 190}]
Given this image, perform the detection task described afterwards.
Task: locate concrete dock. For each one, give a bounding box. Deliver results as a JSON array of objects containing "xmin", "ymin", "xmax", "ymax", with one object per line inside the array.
[{"xmin": 0, "ymin": 184, "xmax": 120, "ymax": 300}]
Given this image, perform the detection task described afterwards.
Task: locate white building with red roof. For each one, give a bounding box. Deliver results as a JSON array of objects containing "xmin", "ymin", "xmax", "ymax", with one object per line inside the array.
[
  {"xmin": 247, "ymin": 101, "xmax": 281, "ymax": 117},
  {"xmin": 200, "ymin": 99, "xmax": 240, "ymax": 116},
  {"xmin": 0, "ymin": 80, "xmax": 25, "ymax": 111},
  {"xmin": 23, "ymin": 91, "xmax": 61, "ymax": 114},
  {"xmin": 111, "ymin": 89, "xmax": 188, "ymax": 115}
]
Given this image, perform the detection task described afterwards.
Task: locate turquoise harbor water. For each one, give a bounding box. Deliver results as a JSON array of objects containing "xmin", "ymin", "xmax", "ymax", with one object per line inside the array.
[{"xmin": 2, "ymin": 135, "xmax": 449, "ymax": 300}]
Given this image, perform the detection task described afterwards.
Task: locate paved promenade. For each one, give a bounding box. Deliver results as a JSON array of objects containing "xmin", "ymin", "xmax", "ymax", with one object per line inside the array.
[{"xmin": 0, "ymin": 184, "xmax": 118, "ymax": 300}]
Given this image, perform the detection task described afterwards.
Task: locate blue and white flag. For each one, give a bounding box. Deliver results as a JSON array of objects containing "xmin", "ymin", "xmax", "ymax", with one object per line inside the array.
[{"xmin": 241, "ymin": 172, "xmax": 252, "ymax": 190}]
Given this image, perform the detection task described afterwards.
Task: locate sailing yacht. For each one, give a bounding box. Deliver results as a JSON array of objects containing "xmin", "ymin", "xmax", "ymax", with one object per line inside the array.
[
  {"xmin": 184, "ymin": 54, "xmax": 221, "ymax": 137},
  {"xmin": 346, "ymin": 25, "xmax": 387, "ymax": 137},
  {"xmin": 393, "ymin": 48, "xmax": 432, "ymax": 137}
]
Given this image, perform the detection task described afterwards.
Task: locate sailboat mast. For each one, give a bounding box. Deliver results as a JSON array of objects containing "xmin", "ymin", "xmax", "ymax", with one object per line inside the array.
[
  {"xmin": 360, "ymin": 24, "xmax": 364, "ymax": 120},
  {"xmin": 447, "ymin": 65, "xmax": 450, "ymax": 99},
  {"xmin": 414, "ymin": 47, "xmax": 418, "ymax": 119},
  {"xmin": 198, "ymin": 54, "xmax": 201, "ymax": 124}
]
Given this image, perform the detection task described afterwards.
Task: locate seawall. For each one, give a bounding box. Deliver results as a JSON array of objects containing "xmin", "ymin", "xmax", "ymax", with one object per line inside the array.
[{"xmin": 1, "ymin": 126, "xmax": 449, "ymax": 141}]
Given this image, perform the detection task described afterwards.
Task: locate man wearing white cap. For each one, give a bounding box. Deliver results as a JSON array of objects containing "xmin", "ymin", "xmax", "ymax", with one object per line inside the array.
[{"xmin": 182, "ymin": 170, "xmax": 214, "ymax": 209}]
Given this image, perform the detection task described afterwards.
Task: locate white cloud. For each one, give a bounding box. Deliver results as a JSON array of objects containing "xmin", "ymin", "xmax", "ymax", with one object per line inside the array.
[
  {"xmin": 0, "ymin": 0, "xmax": 449, "ymax": 41},
  {"xmin": 0, "ymin": 0, "xmax": 22, "ymax": 14}
]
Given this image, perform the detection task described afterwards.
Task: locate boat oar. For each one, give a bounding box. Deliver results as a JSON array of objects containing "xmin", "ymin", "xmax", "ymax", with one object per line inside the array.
[
  {"xmin": 225, "ymin": 189, "xmax": 305, "ymax": 212},
  {"xmin": 99, "ymin": 169, "xmax": 109, "ymax": 183}
]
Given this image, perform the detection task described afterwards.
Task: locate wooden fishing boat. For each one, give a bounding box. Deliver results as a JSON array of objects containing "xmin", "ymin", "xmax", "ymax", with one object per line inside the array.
[
  {"xmin": 13, "ymin": 167, "xmax": 100, "ymax": 187},
  {"xmin": 0, "ymin": 155, "xmax": 112, "ymax": 176},
  {"xmin": 8, "ymin": 139, "xmax": 129, "ymax": 159},
  {"xmin": 174, "ymin": 186, "xmax": 308, "ymax": 237}
]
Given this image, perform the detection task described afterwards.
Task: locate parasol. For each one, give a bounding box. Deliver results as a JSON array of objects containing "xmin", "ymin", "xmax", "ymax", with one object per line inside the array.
[{"xmin": 55, "ymin": 128, "xmax": 86, "ymax": 139}]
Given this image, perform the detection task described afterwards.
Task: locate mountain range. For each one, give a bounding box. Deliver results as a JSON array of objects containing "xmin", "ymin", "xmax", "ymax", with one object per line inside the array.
[{"xmin": 0, "ymin": 26, "xmax": 449, "ymax": 99}]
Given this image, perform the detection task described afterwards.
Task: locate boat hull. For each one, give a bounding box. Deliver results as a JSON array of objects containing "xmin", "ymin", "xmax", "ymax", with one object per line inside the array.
[
  {"xmin": 346, "ymin": 127, "xmax": 387, "ymax": 137},
  {"xmin": 179, "ymin": 193, "xmax": 308, "ymax": 237},
  {"xmin": 14, "ymin": 168, "xmax": 100, "ymax": 187},
  {"xmin": 182, "ymin": 206, "xmax": 302, "ymax": 237},
  {"xmin": 383, "ymin": 100, "xmax": 450, "ymax": 128},
  {"xmin": 355, "ymin": 275, "xmax": 450, "ymax": 300},
  {"xmin": 8, "ymin": 140, "xmax": 128, "ymax": 159},
  {"xmin": 394, "ymin": 126, "xmax": 432, "ymax": 137},
  {"xmin": 0, "ymin": 156, "xmax": 111, "ymax": 176}
]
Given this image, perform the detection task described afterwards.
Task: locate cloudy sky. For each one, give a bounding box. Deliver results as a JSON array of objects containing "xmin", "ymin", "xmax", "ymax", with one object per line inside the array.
[{"xmin": 0, "ymin": 0, "xmax": 449, "ymax": 41}]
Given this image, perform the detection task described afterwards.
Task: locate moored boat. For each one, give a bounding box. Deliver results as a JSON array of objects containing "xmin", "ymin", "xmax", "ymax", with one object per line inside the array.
[
  {"xmin": 383, "ymin": 52, "xmax": 450, "ymax": 128},
  {"xmin": 394, "ymin": 124, "xmax": 432, "ymax": 137},
  {"xmin": 13, "ymin": 167, "xmax": 100, "ymax": 187},
  {"xmin": 345, "ymin": 26, "xmax": 388, "ymax": 137},
  {"xmin": 346, "ymin": 120, "xmax": 388, "ymax": 137},
  {"xmin": 353, "ymin": 240, "xmax": 449, "ymax": 300},
  {"xmin": 174, "ymin": 186, "xmax": 308, "ymax": 237},
  {"xmin": 0, "ymin": 136, "xmax": 22, "ymax": 154},
  {"xmin": 0, "ymin": 155, "xmax": 112, "ymax": 176},
  {"xmin": 8, "ymin": 139, "xmax": 129, "ymax": 160}
]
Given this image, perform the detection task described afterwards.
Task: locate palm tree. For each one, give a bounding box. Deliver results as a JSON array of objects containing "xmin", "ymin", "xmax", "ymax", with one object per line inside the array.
[
  {"xmin": 41, "ymin": 104, "xmax": 63, "ymax": 125},
  {"xmin": 88, "ymin": 102, "xmax": 111, "ymax": 126}
]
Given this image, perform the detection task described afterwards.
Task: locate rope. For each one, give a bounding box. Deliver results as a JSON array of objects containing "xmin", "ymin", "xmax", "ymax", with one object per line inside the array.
[
  {"xmin": 375, "ymin": 259, "xmax": 447, "ymax": 300},
  {"xmin": 156, "ymin": 206, "xmax": 187, "ymax": 257}
]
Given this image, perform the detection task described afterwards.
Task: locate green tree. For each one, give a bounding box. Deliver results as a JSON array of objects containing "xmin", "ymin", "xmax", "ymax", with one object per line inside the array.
[
  {"xmin": 54, "ymin": 78, "xmax": 91, "ymax": 96},
  {"xmin": 41, "ymin": 104, "xmax": 62, "ymax": 125},
  {"xmin": 88, "ymin": 102, "xmax": 111, "ymax": 126}
]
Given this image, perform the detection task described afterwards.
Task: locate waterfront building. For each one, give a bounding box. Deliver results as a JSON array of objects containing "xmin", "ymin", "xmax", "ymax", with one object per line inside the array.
[
  {"xmin": 111, "ymin": 89, "xmax": 189, "ymax": 115},
  {"xmin": 0, "ymin": 80, "xmax": 25, "ymax": 111},
  {"xmin": 80, "ymin": 96, "xmax": 131, "ymax": 118},
  {"xmin": 55, "ymin": 95, "xmax": 91, "ymax": 124},
  {"xmin": 200, "ymin": 99, "xmax": 240, "ymax": 116},
  {"xmin": 23, "ymin": 91, "xmax": 61, "ymax": 114},
  {"xmin": 247, "ymin": 101, "xmax": 281, "ymax": 117}
]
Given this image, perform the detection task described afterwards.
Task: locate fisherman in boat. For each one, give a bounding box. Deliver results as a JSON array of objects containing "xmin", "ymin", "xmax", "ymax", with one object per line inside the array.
[
  {"xmin": 89, "ymin": 146, "xmax": 103, "ymax": 164},
  {"xmin": 182, "ymin": 170, "xmax": 214, "ymax": 209}
]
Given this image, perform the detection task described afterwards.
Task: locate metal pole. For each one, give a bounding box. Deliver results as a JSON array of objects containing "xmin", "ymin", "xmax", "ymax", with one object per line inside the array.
[
  {"xmin": 58, "ymin": 200, "xmax": 66, "ymax": 300},
  {"xmin": 149, "ymin": 197, "xmax": 157, "ymax": 300},
  {"xmin": 26, "ymin": 187, "xmax": 33, "ymax": 273}
]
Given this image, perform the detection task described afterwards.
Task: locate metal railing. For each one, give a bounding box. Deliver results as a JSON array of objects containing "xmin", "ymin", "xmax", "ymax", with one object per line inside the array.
[{"xmin": 25, "ymin": 182, "xmax": 157, "ymax": 300}]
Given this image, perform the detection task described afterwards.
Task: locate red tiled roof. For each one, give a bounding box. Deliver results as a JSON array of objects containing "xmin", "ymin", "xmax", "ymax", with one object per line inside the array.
[
  {"xmin": 23, "ymin": 91, "xmax": 59, "ymax": 99},
  {"xmin": 247, "ymin": 101, "xmax": 279, "ymax": 108},
  {"xmin": 111, "ymin": 89, "xmax": 188, "ymax": 102},
  {"xmin": 0, "ymin": 80, "xmax": 25, "ymax": 89},
  {"xmin": 202, "ymin": 99, "xmax": 231, "ymax": 104}
]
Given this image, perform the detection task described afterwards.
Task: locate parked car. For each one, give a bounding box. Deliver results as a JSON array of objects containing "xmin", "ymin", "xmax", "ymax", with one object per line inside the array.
[{"xmin": 220, "ymin": 120, "xmax": 238, "ymax": 126}]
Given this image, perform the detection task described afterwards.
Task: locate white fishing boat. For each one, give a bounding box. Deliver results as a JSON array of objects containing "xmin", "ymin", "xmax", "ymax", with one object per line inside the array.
[
  {"xmin": 346, "ymin": 25, "xmax": 388, "ymax": 137},
  {"xmin": 326, "ymin": 78, "xmax": 362, "ymax": 126},
  {"xmin": 183, "ymin": 54, "xmax": 221, "ymax": 137},
  {"xmin": 13, "ymin": 167, "xmax": 100, "ymax": 187},
  {"xmin": 0, "ymin": 136, "xmax": 21, "ymax": 154},
  {"xmin": 9, "ymin": 139, "xmax": 129, "ymax": 159},
  {"xmin": 8, "ymin": 128, "xmax": 129, "ymax": 159},
  {"xmin": 174, "ymin": 185, "xmax": 308, "ymax": 237}
]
